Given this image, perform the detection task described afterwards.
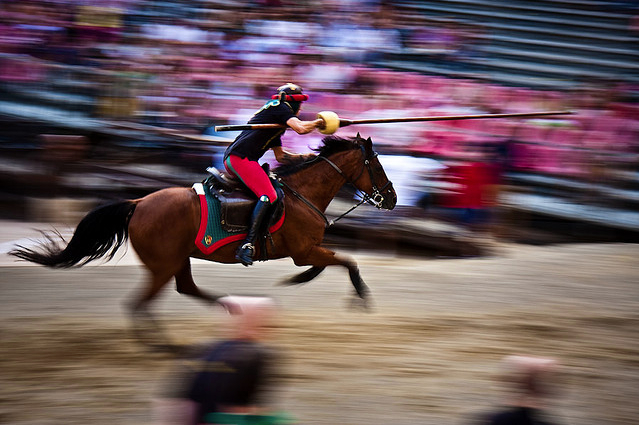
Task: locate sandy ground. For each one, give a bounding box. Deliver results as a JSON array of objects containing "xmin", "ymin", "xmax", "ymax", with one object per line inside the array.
[{"xmin": 0, "ymin": 220, "xmax": 638, "ymax": 425}]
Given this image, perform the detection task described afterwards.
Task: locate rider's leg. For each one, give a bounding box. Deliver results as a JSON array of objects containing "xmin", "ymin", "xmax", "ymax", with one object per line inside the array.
[
  {"xmin": 224, "ymin": 155, "xmax": 278, "ymax": 266},
  {"xmin": 236, "ymin": 195, "xmax": 271, "ymax": 266}
]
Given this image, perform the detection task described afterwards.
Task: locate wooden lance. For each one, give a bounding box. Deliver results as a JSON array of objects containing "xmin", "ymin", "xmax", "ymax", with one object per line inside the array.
[{"xmin": 213, "ymin": 110, "xmax": 573, "ymax": 133}]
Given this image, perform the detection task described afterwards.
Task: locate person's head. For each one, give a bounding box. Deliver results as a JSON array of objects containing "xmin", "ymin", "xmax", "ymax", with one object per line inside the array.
[
  {"xmin": 272, "ymin": 83, "xmax": 308, "ymax": 115},
  {"xmin": 228, "ymin": 297, "xmax": 277, "ymax": 342},
  {"xmin": 500, "ymin": 355, "xmax": 559, "ymax": 408}
]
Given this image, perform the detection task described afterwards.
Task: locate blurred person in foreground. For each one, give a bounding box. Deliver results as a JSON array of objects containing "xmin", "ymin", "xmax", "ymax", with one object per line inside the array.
[
  {"xmin": 154, "ymin": 297, "xmax": 291, "ymax": 425},
  {"xmin": 223, "ymin": 83, "xmax": 323, "ymax": 266},
  {"xmin": 474, "ymin": 355, "xmax": 562, "ymax": 425}
]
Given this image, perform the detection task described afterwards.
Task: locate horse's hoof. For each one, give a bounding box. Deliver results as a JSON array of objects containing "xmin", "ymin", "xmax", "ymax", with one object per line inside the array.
[{"xmin": 347, "ymin": 296, "xmax": 372, "ymax": 312}]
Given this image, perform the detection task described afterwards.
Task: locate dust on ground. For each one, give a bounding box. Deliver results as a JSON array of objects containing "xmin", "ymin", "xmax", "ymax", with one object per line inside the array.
[{"xmin": 1, "ymin": 240, "xmax": 638, "ymax": 425}]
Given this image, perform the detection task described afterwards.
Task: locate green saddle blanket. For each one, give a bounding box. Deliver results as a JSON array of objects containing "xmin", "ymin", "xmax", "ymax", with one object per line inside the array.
[{"xmin": 192, "ymin": 182, "xmax": 285, "ymax": 255}]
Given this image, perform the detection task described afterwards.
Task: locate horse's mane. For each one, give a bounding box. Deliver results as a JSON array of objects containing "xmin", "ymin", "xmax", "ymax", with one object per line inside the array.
[{"xmin": 273, "ymin": 135, "xmax": 362, "ymax": 176}]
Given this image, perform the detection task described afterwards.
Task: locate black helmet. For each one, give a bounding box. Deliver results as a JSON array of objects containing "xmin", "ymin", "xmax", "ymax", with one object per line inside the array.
[{"xmin": 272, "ymin": 83, "xmax": 309, "ymax": 103}]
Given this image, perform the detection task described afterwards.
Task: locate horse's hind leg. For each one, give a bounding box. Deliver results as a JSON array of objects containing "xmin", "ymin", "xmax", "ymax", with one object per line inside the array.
[
  {"xmin": 174, "ymin": 258, "xmax": 224, "ymax": 304},
  {"xmin": 130, "ymin": 269, "xmax": 173, "ymax": 313},
  {"xmin": 129, "ymin": 262, "xmax": 224, "ymax": 351},
  {"xmin": 129, "ymin": 269, "xmax": 176, "ymax": 350}
]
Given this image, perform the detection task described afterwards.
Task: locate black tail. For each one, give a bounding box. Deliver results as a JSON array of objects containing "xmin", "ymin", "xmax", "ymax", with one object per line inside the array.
[{"xmin": 9, "ymin": 200, "xmax": 137, "ymax": 268}]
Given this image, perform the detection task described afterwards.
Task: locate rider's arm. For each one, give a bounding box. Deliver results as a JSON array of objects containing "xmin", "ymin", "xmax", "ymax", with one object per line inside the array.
[
  {"xmin": 272, "ymin": 146, "xmax": 313, "ymax": 164},
  {"xmin": 271, "ymin": 117, "xmax": 321, "ymax": 163},
  {"xmin": 286, "ymin": 117, "xmax": 323, "ymax": 135}
]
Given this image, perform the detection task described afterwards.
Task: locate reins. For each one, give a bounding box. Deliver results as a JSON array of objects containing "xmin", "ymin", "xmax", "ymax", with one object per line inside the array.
[
  {"xmin": 278, "ymin": 145, "xmax": 389, "ymax": 228},
  {"xmin": 278, "ymin": 178, "xmax": 334, "ymax": 228}
]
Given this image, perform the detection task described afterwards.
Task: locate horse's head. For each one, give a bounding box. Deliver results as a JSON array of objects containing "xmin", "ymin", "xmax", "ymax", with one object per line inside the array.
[
  {"xmin": 313, "ymin": 134, "xmax": 397, "ymax": 210},
  {"xmin": 275, "ymin": 134, "xmax": 397, "ymax": 210},
  {"xmin": 352, "ymin": 134, "xmax": 397, "ymax": 210}
]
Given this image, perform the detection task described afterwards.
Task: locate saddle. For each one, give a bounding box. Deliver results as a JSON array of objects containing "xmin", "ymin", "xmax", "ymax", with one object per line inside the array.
[{"xmin": 203, "ymin": 166, "xmax": 284, "ymax": 233}]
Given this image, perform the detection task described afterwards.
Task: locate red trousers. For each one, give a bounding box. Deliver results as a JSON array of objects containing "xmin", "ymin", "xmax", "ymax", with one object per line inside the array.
[{"xmin": 224, "ymin": 155, "xmax": 277, "ymax": 203}]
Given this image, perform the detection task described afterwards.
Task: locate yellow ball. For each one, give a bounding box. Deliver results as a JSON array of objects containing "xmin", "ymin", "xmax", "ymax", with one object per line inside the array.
[{"xmin": 317, "ymin": 111, "xmax": 340, "ymax": 135}]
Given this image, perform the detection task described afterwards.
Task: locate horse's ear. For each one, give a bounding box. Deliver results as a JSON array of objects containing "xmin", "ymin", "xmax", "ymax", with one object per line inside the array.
[
  {"xmin": 364, "ymin": 136, "xmax": 373, "ymax": 153},
  {"xmin": 356, "ymin": 132, "xmax": 362, "ymax": 140}
]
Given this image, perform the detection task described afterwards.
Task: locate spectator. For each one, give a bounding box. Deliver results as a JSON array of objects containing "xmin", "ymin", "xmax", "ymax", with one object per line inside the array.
[
  {"xmin": 153, "ymin": 297, "xmax": 286, "ymax": 425},
  {"xmin": 473, "ymin": 355, "xmax": 562, "ymax": 425},
  {"xmin": 294, "ymin": 56, "xmax": 358, "ymax": 92},
  {"xmin": 437, "ymin": 143, "xmax": 502, "ymax": 231}
]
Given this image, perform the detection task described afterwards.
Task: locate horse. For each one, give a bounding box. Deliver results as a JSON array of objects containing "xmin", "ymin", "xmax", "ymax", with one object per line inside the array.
[{"xmin": 10, "ymin": 134, "xmax": 397, "ymax": 323}]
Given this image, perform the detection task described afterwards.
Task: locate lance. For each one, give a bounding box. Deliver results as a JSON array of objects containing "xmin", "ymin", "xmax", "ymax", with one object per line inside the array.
[{"xmin": 214, "ymin": 110, "xmax": 573, "ymax": 133}]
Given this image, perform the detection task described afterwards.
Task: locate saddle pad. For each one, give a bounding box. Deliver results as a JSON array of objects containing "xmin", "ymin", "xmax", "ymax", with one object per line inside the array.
[{"xmin": 192, "ymin": 183, "xmax": 285, "ymax": 255}]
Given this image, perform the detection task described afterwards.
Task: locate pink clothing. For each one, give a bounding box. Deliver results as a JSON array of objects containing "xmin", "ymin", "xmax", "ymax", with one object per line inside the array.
[{"xmin": 224, "ymin": 155, "xmax": 278, "ymax": 203}]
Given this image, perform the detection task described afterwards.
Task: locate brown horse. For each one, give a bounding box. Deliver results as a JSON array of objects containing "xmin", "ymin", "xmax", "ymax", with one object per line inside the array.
[{"xmin": 10, "ymin": 134, "xmax": 397, "ymax": 318}]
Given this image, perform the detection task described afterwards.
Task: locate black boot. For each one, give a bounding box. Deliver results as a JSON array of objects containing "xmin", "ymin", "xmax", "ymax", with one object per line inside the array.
[{"xmin": 236, "ymin": 196, "xmax": 271, "ymax": 266}]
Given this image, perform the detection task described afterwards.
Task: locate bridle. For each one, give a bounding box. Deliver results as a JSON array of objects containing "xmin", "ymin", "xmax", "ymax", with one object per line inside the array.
[
  {"xmin": 279, "ymin": 145, "xmax": 393, "ymax": 228},
  {"xmin": 322, "ymin": 145, "xmax": 392, "ymax": 209}
]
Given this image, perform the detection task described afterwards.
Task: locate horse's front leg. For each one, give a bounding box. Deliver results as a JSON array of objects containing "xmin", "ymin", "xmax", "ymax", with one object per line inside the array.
[
  {"xmin": 291, "ymin": 246, "xmax": 371, "ymax": 309},
  {"xmin": 281, "ymin": 265, "xmax": 326, "ymax": 286}
]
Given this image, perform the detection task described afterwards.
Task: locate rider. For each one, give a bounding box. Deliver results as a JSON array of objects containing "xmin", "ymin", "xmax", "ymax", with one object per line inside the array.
[{"xmin": 223, "ymin": 83, "xmax": 323, "ymax": 266}]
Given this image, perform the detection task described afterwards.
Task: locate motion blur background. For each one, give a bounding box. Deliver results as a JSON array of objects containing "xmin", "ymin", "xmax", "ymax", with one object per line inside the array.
[
  {"xmin": 1, "ymin": 0, "xmax": 638, "ymax": 249},
  {"xmin": 1, "ymin": 2, "xmax": 639, "ymax": 425}
]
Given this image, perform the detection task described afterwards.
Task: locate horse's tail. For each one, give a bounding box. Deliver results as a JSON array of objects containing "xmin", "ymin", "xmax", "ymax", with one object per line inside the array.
[{"xmin": 10, "ymin": 200, "xmax": 138, "ymax": 268}]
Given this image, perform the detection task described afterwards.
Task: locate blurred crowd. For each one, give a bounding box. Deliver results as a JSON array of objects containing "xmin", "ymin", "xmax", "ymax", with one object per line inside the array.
[{"xmin": 1, "ymin": 0, "xmax": 638, "ymax": 227}]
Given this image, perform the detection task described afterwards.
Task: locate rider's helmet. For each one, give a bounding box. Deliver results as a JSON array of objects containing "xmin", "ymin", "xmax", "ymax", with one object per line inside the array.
[{"xmin": 272, "ymin": 83, "xmax": 308, "ymax": 114}]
